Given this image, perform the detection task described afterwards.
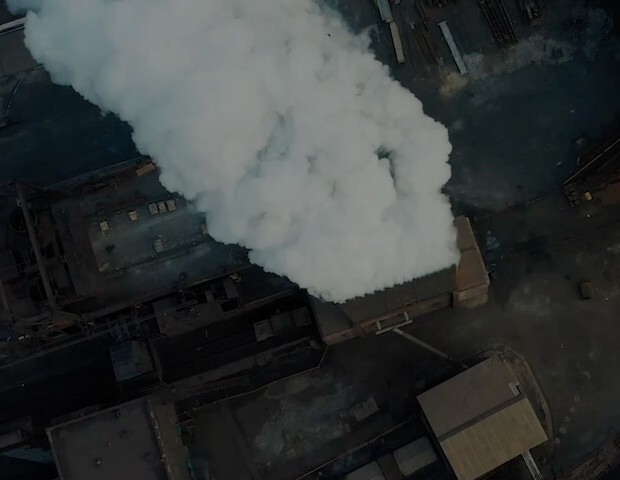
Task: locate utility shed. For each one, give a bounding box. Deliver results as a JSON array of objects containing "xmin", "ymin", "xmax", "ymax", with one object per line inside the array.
[
  {"xmin": 47, "ymin": 395, "xmax": 191, "ymax": 480},
  {"xmin": 417, "ymin": 356, "xmax": 547, "ymax": 480}
]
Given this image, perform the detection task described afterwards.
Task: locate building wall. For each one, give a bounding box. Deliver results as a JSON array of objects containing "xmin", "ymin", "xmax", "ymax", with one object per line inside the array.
[{"xmin": 149, "ymin": 397, "xmax": 192, "ymax": 480}]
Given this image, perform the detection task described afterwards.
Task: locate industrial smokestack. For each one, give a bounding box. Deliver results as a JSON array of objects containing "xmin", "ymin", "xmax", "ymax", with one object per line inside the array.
[{"xmin": 10, "ymin": 0, "xmax": 459, "ymax": 302}]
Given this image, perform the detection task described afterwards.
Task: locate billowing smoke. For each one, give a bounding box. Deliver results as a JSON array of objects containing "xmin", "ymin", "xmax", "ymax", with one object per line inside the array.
[{"xmin": 10, "ymin": 0, "xmax": 459, "ymax": 302}]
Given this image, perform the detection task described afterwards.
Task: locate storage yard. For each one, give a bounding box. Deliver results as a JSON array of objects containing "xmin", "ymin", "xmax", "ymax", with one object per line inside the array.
[{"xmin": 0, "ymin": 1, "xmax": 618, "ymax": 480}]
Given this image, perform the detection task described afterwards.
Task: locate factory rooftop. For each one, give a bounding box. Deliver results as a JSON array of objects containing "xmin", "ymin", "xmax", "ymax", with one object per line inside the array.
[
  {"xmin": 418, "ymin": 355, "xmax": 548, "ymax": 480},
  {"xmin": 50, "ymin": 160, "xmax": 248, "ymax": 311},
  {"xmin": 314, "ymin": 216, "xmax": 489, "ymax": 344},
  {"xmin": 0, "ymin": 160, "xmax": 261, "ymax": 354},
  {"xmin": 47, "ymin": 395, "xmax": 191, "ymax": 480}
]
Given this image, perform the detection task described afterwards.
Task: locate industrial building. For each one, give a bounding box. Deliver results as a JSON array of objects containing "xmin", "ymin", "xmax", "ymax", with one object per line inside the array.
[
  {"xmin": 344, "ymin": 437, "xmax": 439, "ymax": 480},
  {"xmin": 418, "ymin": 356, "xmax": 548, "ymax": 480},
  {"xmin": 0, "ymin": 159, "xmax": 312, "ymax": 351},
  {"xmin": 0, "ymin": 158, "xmax": 488, "ymax": 366},
  {"xmin": 0, "ymin": 158, "xmax": 489, "ymax": 478},
  {"xmin": 313, "ymin": 216, "xmax": 489, "ymax": 345},
  {"xmin": 9, "ymin": 354, "xmax": 549, "ymax": 480},
  {"xmin": 0, "ymin": 160, "xmax": 326, "ymax": 464},
  {"xmin": 47, "ymin": 395, "xmax": 190, "ymax": 480},
  {"xmin": 0, "ymin": 0, "xmax": 618, "ymax": 478}
]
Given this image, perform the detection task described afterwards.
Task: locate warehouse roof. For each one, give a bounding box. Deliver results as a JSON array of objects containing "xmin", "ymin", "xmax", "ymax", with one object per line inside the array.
[
  {"xmin": 339, "ymin": 266, "xmax": 456, "ymax": 324},
  {"xmin": 49, "ymin": 162, "xmax": 248, "ymax": 311},
  {"xmin": 417, "ymin": 356, "xmax": 547, "ymax": 480},
  {"xmin": 47, "ymin": 396, "xmax": 190, "ymax": 480},
  {"xmin": 313, "ymin": 216, "xmax": 490, "ymax": 345}
]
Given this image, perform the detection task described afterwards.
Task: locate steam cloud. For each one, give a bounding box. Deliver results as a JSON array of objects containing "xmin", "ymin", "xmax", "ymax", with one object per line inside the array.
[{"xmin": 10, "ymin": 0, "xmax": 458, "ymax": 302}]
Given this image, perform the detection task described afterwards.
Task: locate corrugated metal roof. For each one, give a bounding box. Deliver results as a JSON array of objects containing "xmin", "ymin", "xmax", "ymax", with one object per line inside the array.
[
  {"xmin": 376, "ymin": 0, "xmax": 393, "ymax": 22},
  {"xmin": 418, "ymin": 356, "xmax": 518, "ymax": 437},
  {"xmin": 418, "ymin": 356, "xmax": 548, "ymax": 480},
  {"xmin": 340, "ymin": 267, "xmax": 455, "ymax": 324},
  {"xmin": 312, "ymin": 216, "xmax": 482, "ymax": 343},
  {"xmin": 440, "ymin": 398, "xmax": 547, "ymax": 480}
]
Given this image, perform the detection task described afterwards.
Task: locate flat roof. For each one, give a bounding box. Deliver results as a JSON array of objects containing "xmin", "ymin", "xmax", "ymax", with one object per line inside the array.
[
  {"xmin": 47, "ymin": 397, "xmax": 178, "ymax": 480},
  {"xmin": 418, "ymin": 356, "xmax": 547, "ymax": 480},
  {"xmin": 339, "ymin": 267, "xmax": 456, "ymax": 325},
  {"xmin": 440, "ymin": 396, "xmax": 546, "ymax": 480},
  {"xmin": 311, "ymin": 266, "xmax": 455, "ymax": 338},
  {"xmin": 51, "ymin": 199, "xmax": 101, "ymax": 297},
  {"xmin": 50, "ymin": 164, "xmax": 247, "ymax": 310},
  {"xmin": 312, "ymin": 216, "xmax": 487, "ymax": 341}
]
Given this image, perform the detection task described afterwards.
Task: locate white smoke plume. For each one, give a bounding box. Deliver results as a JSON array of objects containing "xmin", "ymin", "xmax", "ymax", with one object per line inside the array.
[{"xmin": 10, "ymin": 0, "xmax": 459, "ymax": 302}]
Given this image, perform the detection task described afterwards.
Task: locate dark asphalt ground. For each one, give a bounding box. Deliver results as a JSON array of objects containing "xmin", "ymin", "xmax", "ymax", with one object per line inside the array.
[
  {"xmin": 423, "ymin": 193, "xmax": 620, "ymax": 474},
  {"xmin": 0, "ymin": 2, "xmax": 138, "ymax": 186},
  {"xmin": 0, "ymin": 68, "xmax": 138, "ymax": 185},
  {"xmin": 333, "ymin": 0, "xmax": 620, "ymax": 213}
]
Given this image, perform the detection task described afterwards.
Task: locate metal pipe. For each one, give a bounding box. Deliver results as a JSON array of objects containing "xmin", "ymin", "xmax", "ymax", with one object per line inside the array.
[
  {"xmin": 0, "ymin": 18, "xmax": 25, "ymax": 37},
  {"xmin": 392, "ymin": 327, "xmax": 456, "ymax": 362},
  {"xmin": 392, "ymin": 325, "xmax": 469, "ymax": 370},
  {"xmin": 15, "ymin": 182, "xmax": 56, "ymax": 309}
]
